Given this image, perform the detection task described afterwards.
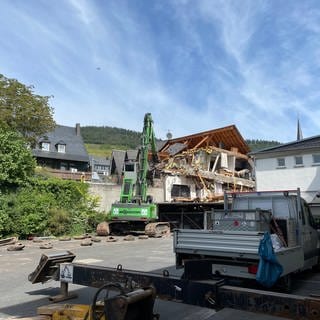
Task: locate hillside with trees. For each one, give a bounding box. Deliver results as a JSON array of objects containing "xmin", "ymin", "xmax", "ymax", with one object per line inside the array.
[
  {"xmin": 246, "ymin": 139, "xmax": 281, "ymax": 151},
  {"xmin": 82, "ymin": 126, "xmax": 141, "ymax": 147},
  {"xmin": 81, "ymin": 126, "xmax": 282, "ymax": 155}
]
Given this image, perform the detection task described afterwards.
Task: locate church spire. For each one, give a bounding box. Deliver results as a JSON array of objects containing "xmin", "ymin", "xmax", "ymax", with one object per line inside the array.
[{"xmin": 297, "ymin": 118, "xmax": 303, "ymax": 141}]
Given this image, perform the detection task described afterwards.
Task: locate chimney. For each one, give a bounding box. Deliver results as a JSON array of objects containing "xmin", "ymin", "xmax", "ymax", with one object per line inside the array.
[{"xmin": 76, "ymin": 123, "xmax": 80, "ymax": 136}]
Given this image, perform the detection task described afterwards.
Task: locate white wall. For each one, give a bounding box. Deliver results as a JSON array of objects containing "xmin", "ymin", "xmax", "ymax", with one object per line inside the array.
[
  {"xmin": 88, "ymin": 183, "xmax": 121, "ymax": 212},
  {"xmin": 164, "ymin": 176, "xmax": 197, "ymax": 202},
  {"xmin": 255, "ymin": 153, "xmax": 320, "ymax": 202},
  {"xmin": 88, "ymin": 182, "xmax": 165, "ymax": 212}
]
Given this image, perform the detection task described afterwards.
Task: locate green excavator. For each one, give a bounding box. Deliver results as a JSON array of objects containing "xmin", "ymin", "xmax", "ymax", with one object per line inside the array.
[{"xmin": 97, "ymin": 113, "xmax": 170, "ymax": 237}]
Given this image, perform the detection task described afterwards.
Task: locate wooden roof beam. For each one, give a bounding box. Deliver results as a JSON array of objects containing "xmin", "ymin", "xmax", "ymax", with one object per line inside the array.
[
  {"xmin": 207, "ymin": 146, "xmax": 249, "ymax": 160},
  {"xmin": 192, "ymin": 135, "xmax": 209, "ymax": 149}
]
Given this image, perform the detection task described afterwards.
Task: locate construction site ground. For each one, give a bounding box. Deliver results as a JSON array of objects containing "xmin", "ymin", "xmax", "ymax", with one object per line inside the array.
[
  {"xmin": 0, "ymin": 235, "xmax": 319, "ymax": 320},
  {"xmin": 0, "ymin": 235, "xmax": 217, "ymax": 320}
]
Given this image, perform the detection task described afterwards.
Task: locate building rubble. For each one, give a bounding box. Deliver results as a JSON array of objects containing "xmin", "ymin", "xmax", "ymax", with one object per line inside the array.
[{"xmin": 156, "ymin": 126, "xmax": 255, "ymax": 203}]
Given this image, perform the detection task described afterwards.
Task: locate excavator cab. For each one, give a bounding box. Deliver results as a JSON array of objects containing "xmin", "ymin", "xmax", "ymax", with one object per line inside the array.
[{"xmin": 120, "ymin": 178, "xmax": 135, "ymax": 203}]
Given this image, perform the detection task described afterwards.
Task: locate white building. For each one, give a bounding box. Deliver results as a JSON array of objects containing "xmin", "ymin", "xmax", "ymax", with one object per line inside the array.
[{"xmin": 250, "ymin": 135, "xmax": 320, "ymax": 219}]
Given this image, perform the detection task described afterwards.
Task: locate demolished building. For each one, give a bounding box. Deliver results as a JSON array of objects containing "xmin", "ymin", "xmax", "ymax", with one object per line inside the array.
[{"xmin": 157, "ymin": 125, "xmax": 255, "ymax": 202}]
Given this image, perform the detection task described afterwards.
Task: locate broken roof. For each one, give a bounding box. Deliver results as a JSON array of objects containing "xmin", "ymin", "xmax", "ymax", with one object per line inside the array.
[{"xmin": 159, "ymin": 125, "xmax": 250, "ymax": 155}]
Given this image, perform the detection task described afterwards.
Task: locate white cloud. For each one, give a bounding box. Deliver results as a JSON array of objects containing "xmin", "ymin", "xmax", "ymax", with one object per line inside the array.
[
  {"xmin": 172, "ymin": 0, "xmax": 320, "ymax": 141},
  {"xmin": 68, "ymin": 0, "xmax": 95, "ymax": 25},
  {"xmin": 1, "ymin": 0, "xmax": 320, "ymax": 143}
]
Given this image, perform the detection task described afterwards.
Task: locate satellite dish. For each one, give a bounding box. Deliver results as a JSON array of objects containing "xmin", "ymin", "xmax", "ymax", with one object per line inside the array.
[{"xmin": 166, "ymin": 131, "xmax": 172, "ymax": 140}]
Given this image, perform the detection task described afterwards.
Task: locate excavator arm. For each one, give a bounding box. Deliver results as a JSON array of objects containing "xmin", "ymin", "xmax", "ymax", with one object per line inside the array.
[{"xmin": 135, "ymin": 113, "xmax": 158, "ymax": 203}]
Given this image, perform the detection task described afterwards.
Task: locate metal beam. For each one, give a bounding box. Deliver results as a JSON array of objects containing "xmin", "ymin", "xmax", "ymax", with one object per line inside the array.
[{"xmin": 57, "ymin": 263, "xmax": 320, "ymax": 319}]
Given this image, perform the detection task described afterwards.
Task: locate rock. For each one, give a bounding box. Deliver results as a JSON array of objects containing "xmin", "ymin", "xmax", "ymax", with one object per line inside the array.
[
  {"xmin": 7, "ymin": 243, "xmax": 25, "ymax": 251},
  {"xmin": 106, "ymin": 236, "xmax": 117, "ymax": 242},
  {"xmin": 39, "ymin": 243, "xmax": 53, "ymax": 249},
  {"xmin": 80, "ymin": 239, "xmax": 93, "ymax": 246},
  {"xmin": 59, "ymin": 237, "xmax": 71, "ymax": 241},
  {"xmin": 33, "ymin": 238, "xmax": 44, "ymax": 243},
  {"xmin": 123, "ymin": 235, "xmax": 135, "ymax": 241},
  {"xmin": 138, "ymin": 235, "xmax": 149, "ymax": 240},
  {"xmin": 73, "ymin": 235, "xmax": 86, "ymax": 240}
]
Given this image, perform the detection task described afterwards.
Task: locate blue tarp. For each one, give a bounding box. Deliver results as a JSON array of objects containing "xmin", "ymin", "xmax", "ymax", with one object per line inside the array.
[{"xmin": 256, "ymin": 232, "xmax": 283, "ymax": 287}]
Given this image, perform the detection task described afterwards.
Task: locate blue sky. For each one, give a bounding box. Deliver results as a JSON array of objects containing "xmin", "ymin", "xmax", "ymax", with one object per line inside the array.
[{"xmin": 1, "ymin": 0, "xmax": 320, "ymax": 142}]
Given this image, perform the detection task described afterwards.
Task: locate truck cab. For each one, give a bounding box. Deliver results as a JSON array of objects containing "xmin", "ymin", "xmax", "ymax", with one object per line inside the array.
[{"xmin": 230, "ymin": 190, "xmax": 319, "ymax": 268}]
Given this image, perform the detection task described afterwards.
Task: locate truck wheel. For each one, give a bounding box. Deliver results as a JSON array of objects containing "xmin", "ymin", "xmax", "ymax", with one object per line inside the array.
[{"xmin": 279, "ymin": 274, "xmax": 292, "ymax": 293}]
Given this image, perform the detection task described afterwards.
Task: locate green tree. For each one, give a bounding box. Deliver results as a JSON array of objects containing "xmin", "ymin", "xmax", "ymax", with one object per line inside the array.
[
  {"xmin": 0, "ymin": 74, "xmax": 55, "ymax": 146},
  {"xmin": 0, "ymin": 129, "xmax": 36, "ymax": 187}
]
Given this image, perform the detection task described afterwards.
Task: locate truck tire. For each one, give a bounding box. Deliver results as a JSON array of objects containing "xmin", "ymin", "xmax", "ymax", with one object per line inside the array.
[{"xmin": 278, "ymin": 274, "xmax": 292, "ymax": 293}]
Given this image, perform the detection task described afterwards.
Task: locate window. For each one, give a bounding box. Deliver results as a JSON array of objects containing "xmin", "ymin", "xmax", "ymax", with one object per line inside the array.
[
  {"xmin": 171, "ymin": 184, "xmax": 191, "ymax": 198},
  {"xmin": 41, "ymin": 142, "xmax": 50, "ymax": 151},
  {"xmin": 295, "ymin": 156, "xmax": 303, "ymax": 166},
  {"xmin": 125, "ymin": 163, "xmax": 135, "ymax": 172},
  {"xmin": 277, "ymin": 158, "xmax": 285, "ymax": 167},
  {"xmin": 60, "ymin": 162, "xmax": 68, "ymax": 170},
  {"xmin": 312, "ymin": 154, "xmax": 320, "ymax": 164},
  {"xmin": 304, "ymin": 203, "xmax": 316, "ymax": 229},
  {"xmin": 57, "ymin": 144, "xmax": 66, "ymax": 153}
]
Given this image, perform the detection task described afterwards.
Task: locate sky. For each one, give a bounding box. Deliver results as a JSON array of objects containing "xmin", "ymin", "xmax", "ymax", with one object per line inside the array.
[{"xmin": 1, "ymin": 0, "xmax": 320, "ymax": 142}]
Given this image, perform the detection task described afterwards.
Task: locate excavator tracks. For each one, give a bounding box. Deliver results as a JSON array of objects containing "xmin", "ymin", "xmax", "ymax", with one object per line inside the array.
[
  {"xmin": 96, "ymin": 220, "xmax": 170, "ymax": 238},
  {"xmin": 145, "ymin": 222, "xmax": 170, "ymax": 237}
]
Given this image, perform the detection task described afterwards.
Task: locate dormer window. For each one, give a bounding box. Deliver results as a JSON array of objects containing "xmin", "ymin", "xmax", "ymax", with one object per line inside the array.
[
  {"xmin": 41, "ymin": 142, "xmax": 50, "ymax": 151},
  {"xmin": 57, "ymin": 144, "xmax": 66, "ymax": 153},
  {"xmin": 56, "ymin": 140, "xmax": 66, "ymax": 153}
]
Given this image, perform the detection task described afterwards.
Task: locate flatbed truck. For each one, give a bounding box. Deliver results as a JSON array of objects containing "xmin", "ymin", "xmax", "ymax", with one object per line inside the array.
[{"xmin": 174, "ymin": 189, "xmax": 320, "ymax": 291}]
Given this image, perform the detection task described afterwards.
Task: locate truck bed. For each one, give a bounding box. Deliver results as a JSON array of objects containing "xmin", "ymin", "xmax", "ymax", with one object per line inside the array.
[
  {"xmin": 174, "ymin": 229, "xmax": 263, "ymax": 259},
  {"xmin": 174, "ymin": 229, "xmax": 304, "ymax": 277}
]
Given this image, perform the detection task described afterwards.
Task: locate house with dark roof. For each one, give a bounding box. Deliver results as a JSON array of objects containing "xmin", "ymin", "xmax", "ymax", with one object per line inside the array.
[
  {"xmin": 33, "ymin": 124, "xmax": 90, "ymax": 180},
  {"xmin": 110, "ymin": 149, "xmax": 140, "ymax": 183},
  {"xmin": 90, "ymin": 155, "xmax": 111, "ymax": 181},
  {"xmin": 250, "ymin": 134, "xmax": 320, "ymax": 206},
  {"xmin": 110, "ymin": 150, "xmax": 126, "ymax": 182}
]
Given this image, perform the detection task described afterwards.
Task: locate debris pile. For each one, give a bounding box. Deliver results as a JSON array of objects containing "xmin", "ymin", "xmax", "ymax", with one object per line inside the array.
[{"xmin": 156, "ymin": 125, "xmax": 255, "ymax": 202}]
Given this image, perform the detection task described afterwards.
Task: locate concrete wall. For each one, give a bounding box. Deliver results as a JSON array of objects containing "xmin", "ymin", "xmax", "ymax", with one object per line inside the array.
[
  {"xmin": 88, "ymin": 182, "xmax": 165, "ymax": 212},
  {"xmin": 255, "ymin": 153, "xmax": 320, "ymax": 202},
  {"xmin": 164, "ymin": 175, "xmax": 197, "ymax": 202},
  {"xmin": 88, "ymin": 183, "xmax": 121, "ymax": 212}
]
